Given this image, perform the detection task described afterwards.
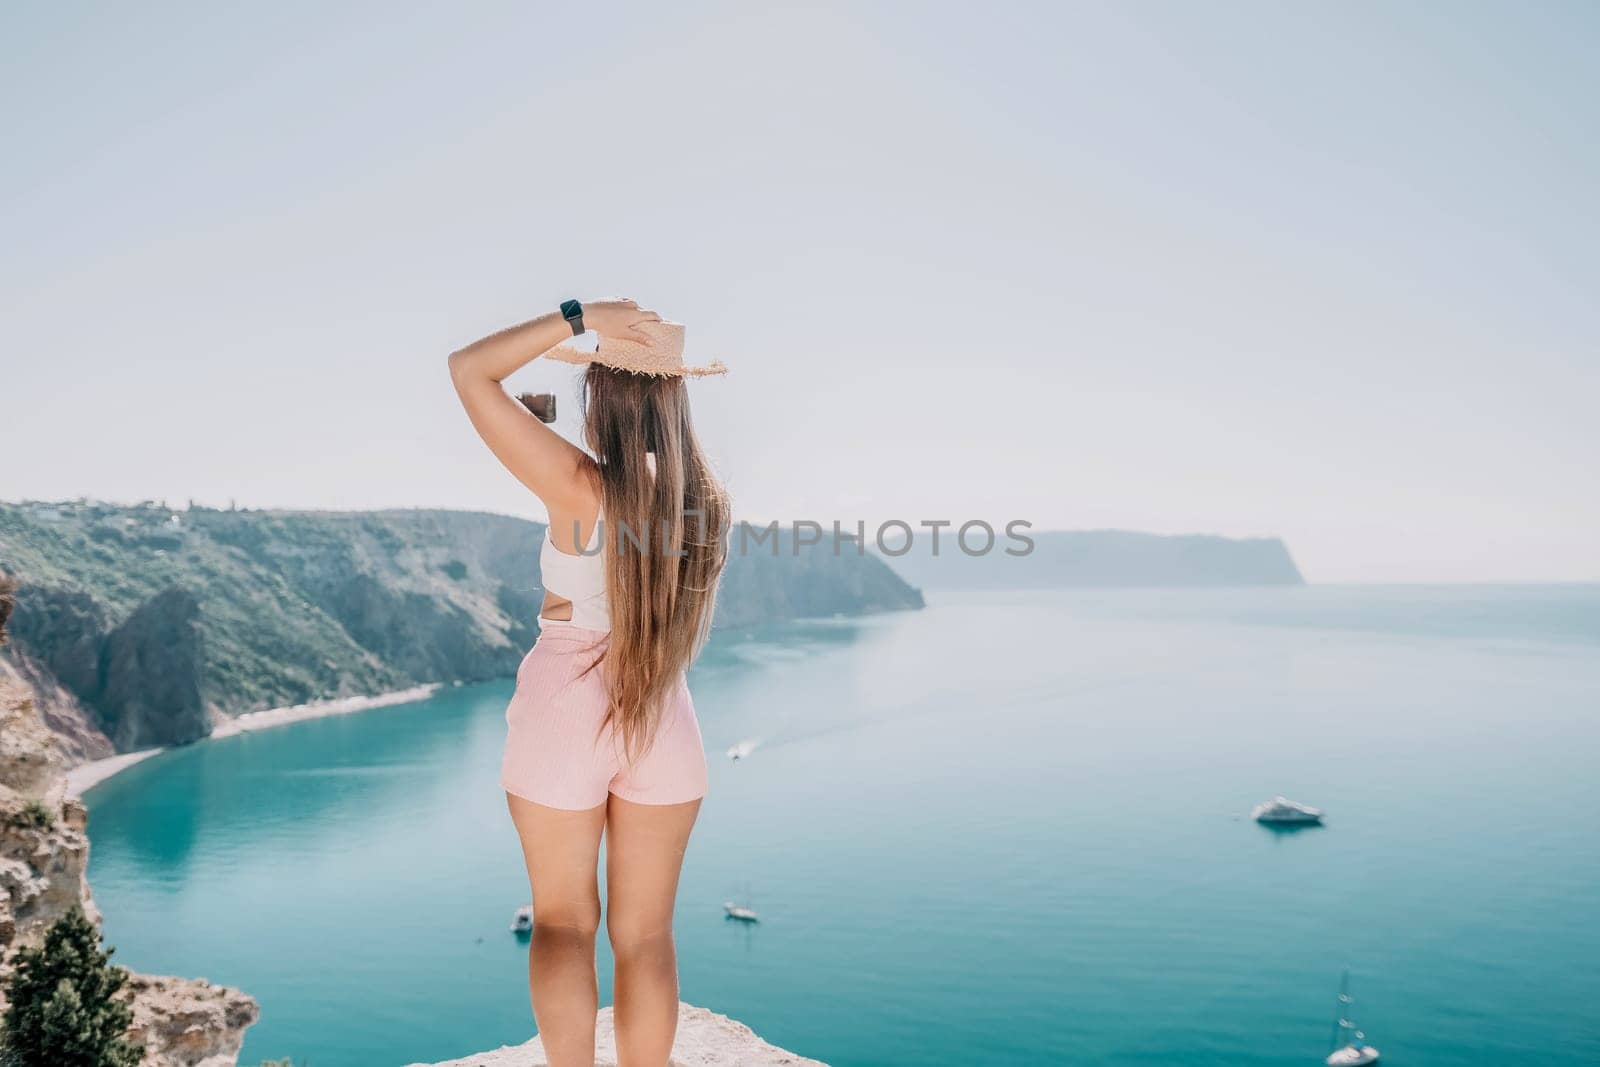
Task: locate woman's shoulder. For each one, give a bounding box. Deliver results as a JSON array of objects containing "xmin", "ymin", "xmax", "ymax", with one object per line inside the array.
[{"xmin": 543, "ymin": 464, "xmax": 603, "ymax": 555}]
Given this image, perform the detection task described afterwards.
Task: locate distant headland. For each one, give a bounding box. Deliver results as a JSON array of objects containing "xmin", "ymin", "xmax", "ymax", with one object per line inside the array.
[{"xmin": 878, "ymin": 528, "xmax": 1305, "ymax": 589}]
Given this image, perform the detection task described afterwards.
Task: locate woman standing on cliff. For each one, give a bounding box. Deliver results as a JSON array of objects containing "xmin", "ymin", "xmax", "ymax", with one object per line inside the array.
[{"xmin": 449, "ymin": 298, "xmax": 729, "ymax": 1067}]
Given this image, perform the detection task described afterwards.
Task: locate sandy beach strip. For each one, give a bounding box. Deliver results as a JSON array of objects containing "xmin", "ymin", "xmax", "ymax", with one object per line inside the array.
[
  {"xmin": 67, "ymin": 683, "xmax": 444, "ymax": 797},
  {"xmin": 64, "ymin": 748, "xmax": 165, "ymax": 797},
  {"xmin": 210, "ymin": 683, "xmax": 442, "ymax": 737}
]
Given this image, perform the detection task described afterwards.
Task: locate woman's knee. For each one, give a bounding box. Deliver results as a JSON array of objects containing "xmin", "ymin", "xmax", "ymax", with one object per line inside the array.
[
  {"xmin": 534, "ymin": 898, "xmax": 602, "ymax": 939},
  {"xmin": 606, "ymin": 911, "xmax": 675, "ymax": 958}
]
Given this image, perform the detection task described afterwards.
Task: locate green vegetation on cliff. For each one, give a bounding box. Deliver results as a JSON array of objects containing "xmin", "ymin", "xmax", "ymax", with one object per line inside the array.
[
  {"xmin": 0, "ymin": 502, "xmax": 922, "ymax": 752},
  {"xmin": 2, "ymin": 908, "xmax": 141, "ymax": 1067}
]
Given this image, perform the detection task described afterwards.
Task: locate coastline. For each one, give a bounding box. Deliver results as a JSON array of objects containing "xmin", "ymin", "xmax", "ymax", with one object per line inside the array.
[
  {"xmin": 66, "ymin": 683, "xmax": 443, "ymax": 798},
  {"xmin": 63, "ymin": 747, "xmax": 164, "ymax": 797},
  {"xmin": 211, "ymin": 683, "xmax": 442, "ymax": 738}
]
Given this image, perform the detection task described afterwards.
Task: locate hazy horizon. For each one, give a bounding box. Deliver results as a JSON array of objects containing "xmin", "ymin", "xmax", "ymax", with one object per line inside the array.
[
  {"xmin": 11, "ymin": 495, "xmax": 1595, "ymax": 588},
  {"xmin": 4, "ymin": 4, "xmax": 1595, "ymax": 583}
]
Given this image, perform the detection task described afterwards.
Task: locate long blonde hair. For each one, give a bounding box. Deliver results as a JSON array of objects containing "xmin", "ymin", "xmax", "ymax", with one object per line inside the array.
[{"xmin": 582, "ymin": 366, "xmax": 730, "ymax": 759}]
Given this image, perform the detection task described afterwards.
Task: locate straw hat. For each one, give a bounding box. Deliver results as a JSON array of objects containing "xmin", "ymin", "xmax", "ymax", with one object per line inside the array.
[{"xmin": 541, "ymin": 320, "xmax": 727, "ymax": 378}]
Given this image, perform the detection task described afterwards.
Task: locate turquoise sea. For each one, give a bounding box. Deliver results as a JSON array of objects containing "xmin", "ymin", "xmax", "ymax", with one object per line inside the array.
[{"xmin": 84, "ymin": 587, "xmax": 1600, "ymax": 1066}]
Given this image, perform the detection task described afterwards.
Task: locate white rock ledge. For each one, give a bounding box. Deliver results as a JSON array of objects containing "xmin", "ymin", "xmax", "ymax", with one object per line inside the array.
[{"xmin": 405, "ymin": 1003, "xmax": 827, "ymax": 1067}]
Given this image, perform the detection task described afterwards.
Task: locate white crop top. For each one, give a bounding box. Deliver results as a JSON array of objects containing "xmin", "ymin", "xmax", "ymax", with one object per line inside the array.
[{"xmin": 538, "ymin": 512, "xmax": 610, "ymax": 632}]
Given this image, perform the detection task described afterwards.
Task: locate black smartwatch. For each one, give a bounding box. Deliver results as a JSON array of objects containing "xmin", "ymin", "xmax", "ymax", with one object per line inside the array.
[{"xmin": 560, "ymin": 299, "xmax": 584, "ymax": 336}]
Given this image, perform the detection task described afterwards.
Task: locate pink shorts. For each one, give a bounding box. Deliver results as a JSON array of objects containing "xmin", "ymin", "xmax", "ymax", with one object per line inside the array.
[{"xmin": 501, "ymin": 623, "xmax": 708, "ymax": 810}]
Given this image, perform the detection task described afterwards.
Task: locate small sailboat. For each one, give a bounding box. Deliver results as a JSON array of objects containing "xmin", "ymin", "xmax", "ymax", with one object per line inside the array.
[
  {"xmin": 1325, "ymin": 971, "xmax": 1379, "ymax": 1065},
  {"xmin": 726, "ymin": 739, "xmax": 759, "ymax": 762},
  {"xmin": 510, "ymin": 903, "xmax": 533, "ymax": 935},
  {"xmin": 1253, "ymin": 795, "xmax": 1324, "ymax": 824},
  {"xmin": 723, "ymin": 901, "xmax": 759, "ymax": 923}
]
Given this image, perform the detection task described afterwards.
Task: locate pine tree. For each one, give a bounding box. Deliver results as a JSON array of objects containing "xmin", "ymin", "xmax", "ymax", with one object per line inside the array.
[{"xmin": 1, "ymin": 908, "xmax": 142, "ymax": 1067}]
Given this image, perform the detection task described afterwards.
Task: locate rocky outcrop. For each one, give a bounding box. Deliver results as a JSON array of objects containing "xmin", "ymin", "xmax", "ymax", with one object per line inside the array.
[
  {"xmin": 0, "ymin": 677, "xmax": 68, "ymax": 798},
  {"xmin": 0, "ymin": 674, "xmax": 103, "ymax": 1004},
  {"xmin": 1, "ymin": 577, "xmax": 204, "ymax": 754},
  {"xmin": 7, "ymin": 583, "xmax": 109, "ymax": 700},
  {"xmin": 406, "ymin": 1003, "xmax": 826, "ymax": 1067},
  {"xmin": 98, "ymin": 588, "xmax": 208, "ymax": 749},
  {"xmin": 0, "ymin": 667, "xmax": 258, "ymax": 1063},
  {"xmin": 0, "ymin": 785, "xmax": 96, "ymax": 963},
  {"xmin": 0, "ymin": 649, "xmax": 114, "ymax": 765},
  {"xmin": 1, "ymin": 567, "xmax": 114, "ymax": 763},
  {"xmin": 120, "ymin": 973, "xmax": 259, "ymax": 1067},
  {"xmin": 0, "ymin": 610, "xmax": 91, "ymax": 956}
]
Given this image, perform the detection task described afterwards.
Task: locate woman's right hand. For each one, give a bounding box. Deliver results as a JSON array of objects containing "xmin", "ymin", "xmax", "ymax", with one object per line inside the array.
[{"xmin": 583, "ymin": 298, "xmax": 662, "ymax": 343}]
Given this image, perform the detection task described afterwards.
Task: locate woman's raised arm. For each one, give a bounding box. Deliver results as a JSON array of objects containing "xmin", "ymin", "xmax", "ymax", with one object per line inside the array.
[{"xmin": 447, "ymin": 299, "xmax": 658, "ymax": 507}]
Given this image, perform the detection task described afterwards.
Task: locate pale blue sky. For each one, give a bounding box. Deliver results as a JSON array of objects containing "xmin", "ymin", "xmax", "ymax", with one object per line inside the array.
[{"xmin": 2, "ymin": 2, "xmax": 1595, "ymax": 581}]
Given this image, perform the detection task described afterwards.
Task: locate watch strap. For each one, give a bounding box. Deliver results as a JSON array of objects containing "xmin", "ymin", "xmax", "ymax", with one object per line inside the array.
[{"xmin": 559, "ymin": 299, "xmax": 584, "ymax": 336}]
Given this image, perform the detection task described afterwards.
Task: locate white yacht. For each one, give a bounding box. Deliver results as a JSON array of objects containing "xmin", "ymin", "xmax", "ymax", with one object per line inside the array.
[
  {"xmin": 726, "ymin": 739, "xmax": 759, "ymax": 762},
  {"xmin": 1327, "ymin": 1048, "xmax": 1380, "ymax": 1067},
  {"xmin": 723, "ymin": 901, "xmax": 759, "ymax": 923},
  {"xmin": 1325, "ymin": 971, "xmax": 1379, "ymax": 1065},
  {"xmin": 510, "ymin": 904, "xmax": 533, "ymax": 935},
  {"xmin": 1252, "ymin": 795, "xmax": 1323, "ymax": 824}
]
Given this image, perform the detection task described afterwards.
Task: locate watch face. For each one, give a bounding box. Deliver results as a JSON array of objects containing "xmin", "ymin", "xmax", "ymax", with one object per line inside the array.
[{"xmin": 561, "ymin": 300, "xmax": 581, "ymax": 319}]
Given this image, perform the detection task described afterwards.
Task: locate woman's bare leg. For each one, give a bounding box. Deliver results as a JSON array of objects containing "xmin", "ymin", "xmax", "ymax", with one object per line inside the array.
[
  {"xmin": 507, "ymin": 792, "xmax": 608, "ymax": 1067},
  {"xmin": 604, "ymin": 795, "xmax": 701, "ymax": 1067}
]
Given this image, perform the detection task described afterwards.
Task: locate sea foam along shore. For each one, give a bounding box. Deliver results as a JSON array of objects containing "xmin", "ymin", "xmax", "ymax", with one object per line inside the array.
[{"xmin": 64, "ymin": 683, "xmax": 442, "ymax": 797}]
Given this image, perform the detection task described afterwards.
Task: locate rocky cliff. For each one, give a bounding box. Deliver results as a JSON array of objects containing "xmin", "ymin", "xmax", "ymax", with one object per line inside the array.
[
  {"xmin": 0, "ymin": 688, "xmax": 90, "ymax": 953},
  {"xmin": 0, "ymin": 578, "xmax": 258, "ymax": 1065},
  {"xmin": 97, "ymin": 588, "xmax": 208, "ymax": 751},
  {"xmin": 1, "ymin": 502, "xmax": 923, "ymax": 753},
  {"xmin": 717, "ymin": 524, "xmax": 925, "ymax": 628},
  {"xmin": 406, "ymin": 1002, "xmax": 826, "ymax": 1067}
]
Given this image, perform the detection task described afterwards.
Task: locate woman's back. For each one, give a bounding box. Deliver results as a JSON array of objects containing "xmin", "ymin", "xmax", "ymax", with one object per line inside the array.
[{"xmin": 538, "ymin": 508, "xmax": 610, "ymax": 631}]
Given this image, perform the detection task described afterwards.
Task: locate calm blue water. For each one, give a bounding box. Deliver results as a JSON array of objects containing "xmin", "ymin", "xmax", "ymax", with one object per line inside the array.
[{"xmin": 85, "ymin": 586, "xmax": 1600, "ymax": 1066}]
